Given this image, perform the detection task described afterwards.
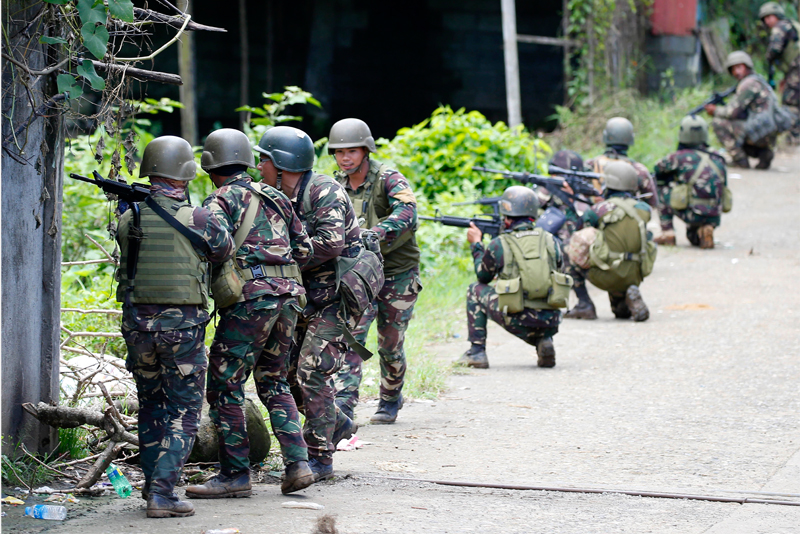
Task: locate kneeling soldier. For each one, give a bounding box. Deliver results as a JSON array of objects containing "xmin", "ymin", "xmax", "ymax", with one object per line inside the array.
[{"xmin": 460, "ymin": 186, "xmax": 571, "ymax": 369}]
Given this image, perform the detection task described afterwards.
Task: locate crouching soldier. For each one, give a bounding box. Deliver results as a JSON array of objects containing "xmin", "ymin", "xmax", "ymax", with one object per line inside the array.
[
  {"xmin": 459, "ymin": 186, "xmax": 572, "ymax": 369},
  {"xmin": 653, "ymin": 115, "xmax": 731, "ymax": 248},
  {"xmin": 117, "ymin": 136, "xmax": 235, "ymax": 518}
]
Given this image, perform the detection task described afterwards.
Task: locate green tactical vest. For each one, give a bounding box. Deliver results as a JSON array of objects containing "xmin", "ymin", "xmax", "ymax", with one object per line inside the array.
[
  {"xmin": 668, "ymin": 151, "xmax": 723, "ymax": 212},
  {"xmin": 775, "ymin": 20, "xmax": 800, "ymax": 73},
  {"xmin": 337, "ymin": 159, "xmax": 420, "ymax": 277},
  {"xmin": 116, "ymin": 196, "xmax": 210, "ymax": 306},
  {"xmin": 498, "ymin": 228, "xmax": 558, "ymax": 311}
]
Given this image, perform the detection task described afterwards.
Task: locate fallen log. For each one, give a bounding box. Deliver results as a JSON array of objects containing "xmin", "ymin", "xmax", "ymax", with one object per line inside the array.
[{"xmin": 22, "ymin": 402, "xmax": 139, "ymax": 447}]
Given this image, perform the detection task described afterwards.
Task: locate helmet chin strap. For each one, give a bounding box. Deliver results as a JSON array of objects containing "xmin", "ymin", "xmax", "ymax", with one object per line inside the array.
[
  {"xmin": 343, "ymin": 155, "xmax": 368, "ymax": 175},
  {"xmin": 276, "ymin": 169, "xmax": 283, "ymax": 190}
]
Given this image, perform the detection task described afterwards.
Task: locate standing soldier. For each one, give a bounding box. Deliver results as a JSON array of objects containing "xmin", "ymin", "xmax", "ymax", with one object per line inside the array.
[
  {"xmin": 185, "ymin": 129, "xmax": 315, "ymax": 499},
  {"xmin": 760, "ymin": 1, "xmax": 800, "ymax": 142},
  {"xmin": 116, "ymin": 136, "xmax": 235, "ymax": 518},
  {"xmin": 704, "ymin": 51, "xmax": 778, "ymax": 169},
  {"xmin": 329, "ymin": 118, "xmax": 422, "ymax": 425},
  {"xmin": 459, "ymin": 186, "xmax": 570, "ymax": 369},
  {"xmin": 254, "ymin": 126, "xmax": 361, "ymax": 482},
  {"xmin": 653, "ymin": 116, "xmax": 730, "ymax": 249}
]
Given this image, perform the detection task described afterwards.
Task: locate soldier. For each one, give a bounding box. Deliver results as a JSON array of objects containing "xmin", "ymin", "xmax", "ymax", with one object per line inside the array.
[
  {"xmin": 185, "ymin": 129, "xmax": 315, "ymax": 499},
  {"xmin": 254, "ymin": 126, "xmax": 361, "ymax": 482},
  {"xmin": 760, "ymin": 1, "xmax": 800, "ymax": 141},
  {"xmin": 116, "ymin": 136, "xmax": 235, "ymax": 518},
  {"xmin": 653, "ymin": 116, "xmax": 729, "ymax": 249},
  {"xmin": 329, "ymin": 118, "xmax": 422, "ymax": 424},
  {"xmin": 570, "ymin": 161, "xmax": 656, "ymax": 322},
  {"xmin": 704, "ymin": 51, "xmax": 777, "ymax": 169},
  {"xmin": 459, "ymin": 186, "xmax": 569, "ymax": 369}
]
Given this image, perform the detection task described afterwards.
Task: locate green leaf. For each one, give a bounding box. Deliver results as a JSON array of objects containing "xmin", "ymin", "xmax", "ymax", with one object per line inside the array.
[
  {"xmin": 81, "ymin": 23, "xmax": 109, "ymax": 59},
  {"xmin": 57, "ymin": 74, "xmax": 83, "ymax": 100},
  {"xmin": 39, "ymin": 36, "xmax": 68, "ymax": 44},
  {"xmin": 44, "ymin": 0, "xmax": 71, "ymax": 4},
  {"xmin": 77, "ymin": 60, "xmax": 105, "ymax": 90},
  {"xmin": 77, "ymin": 0, "xmax": 107, "ymax": 25},
  {"xmin": 107, "ymin": 0, "xmax": 134, "ymax": 22}
]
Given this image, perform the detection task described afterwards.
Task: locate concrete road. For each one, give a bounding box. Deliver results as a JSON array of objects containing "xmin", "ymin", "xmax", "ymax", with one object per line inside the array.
[{"xmin": 6, "ymin": 149, "xmax": 799, "ymax": 533}]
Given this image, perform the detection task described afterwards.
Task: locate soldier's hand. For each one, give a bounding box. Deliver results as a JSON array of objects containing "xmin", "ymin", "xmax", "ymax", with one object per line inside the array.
[
  {"xmin": 466, "ymin": 222, "xmax": 482, "ymax": 244},
  {"xmin": 561, "ymin": 183, "xmax": 574, "ymax": 195},
  {"xmin": 704, "ymin": 104, "xmax": 716, "ymax": 116}
]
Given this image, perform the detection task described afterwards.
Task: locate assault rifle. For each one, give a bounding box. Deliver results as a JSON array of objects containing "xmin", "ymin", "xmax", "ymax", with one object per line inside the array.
[
  {"xmin": 69, "ymin": 171, "xmax": 151, "ymax": 203},
  {"xmin": 419, "ymin": 212, "xmax": 503, "ymax": 239},
  {"xmin": 452, "ymin": 196, "xmax": 501, "ymax": 215},
  {"xmin": 768, "ymin": 63, "xmax": 776, "ymax": 89},
  {"xmin": 687, "ymin": 86, "xmax": 736, "ymax": 116},
  {"xmin": 548, "ymin": 165, "xmax": 603, "ymax": 181},
  {"xmin": 472, "ymin": 166, "xmax": 602, "ymax": 202}
]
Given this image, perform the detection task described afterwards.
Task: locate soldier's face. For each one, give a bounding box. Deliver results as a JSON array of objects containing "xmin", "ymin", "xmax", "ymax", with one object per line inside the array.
[
  {"xmin": 334, "ymin": 147, "xmax": 367, "ymax": 173},
  {"xmin": 763, "ymin": 15, "xmax": 779, "ymax": 28},
  {"xmin": 257, "ymin": 155, "xmax": 278, "ymax": 187},
  {"xmin": 730, "ymin": 64, "xmax": 748, "ymax": 80}
]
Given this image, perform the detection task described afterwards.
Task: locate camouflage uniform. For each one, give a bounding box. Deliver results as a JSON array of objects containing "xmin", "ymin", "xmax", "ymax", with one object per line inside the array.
[
  {"xmin": 766, "ymin": 18, "xmax": 800, "ymax": 136},
  {"xmin": 202, "ymin": 175, "xmax": 313, "ymax": 474},
  {"xmin": 287, "ymin": 172, "xmax": 362, "ymax": 466},
  {"xmin": 467, "ymin": 219, "xmax": 561, "ymax": 347},
  {"xmin": 586, "ymin": 150, "xmax": 658, "ymax": 209},
  {"xmin": 711, "ymin": 73, "xmax": 777, "ymax": 161},
  {"xmin": 119, "ymin": 182, "xmax": 235, "ymax": 499},
  {"xmin": 335, "ymin": 160, "xmax": 422, "ymax": 411},
  {"xmin": 654, "ymin": 148, "xmax": 728, "ymax": 237}
]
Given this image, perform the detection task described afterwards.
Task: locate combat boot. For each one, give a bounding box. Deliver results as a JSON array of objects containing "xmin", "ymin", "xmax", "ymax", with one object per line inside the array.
[
  {"xmin": 535, "ymin": 337, "xmax": 556, "ymax": 368},
  {"xmin": 563, "ymin": 299, "xmax": 597, "ymax": 320},
  {"xmin": 370, "ymin": 394, "xmax": 404, "ymax": 424},
  {"xmin": 731, "ymin": 158, "xmax": 750, "ymax": 169},
  {"xmin": 332, "ymin": 408, "xmax": 358, "ymax": 446},
  {"xmin": 610, "ymin": 294, "xmax": 631, "ymax": 319},
  {"xmin": 281, "ymin": 460, "xmax": 314, "ymax": 494},
  {"xmin": 654, "ymin": 230, "xmax": 676, "ymax": 246},
  {"xmin": 308, "ymin": 457, "xmax": 334, "ymax": 482},
  {"xmin": 185, "ymin": 470, "xmax": 252, "ymax": 499},
  {"xmin": 686, "ymin": 227, "xmax": 701, "ymax": 247},
  {"xmin": 335, "ymin": 398, "xmax": 354, "ymax": 421},
  {"xmin": 698, "ymin": 224, "xmax": 714, "ymax": 249},
  {"xmin": 755, "ymin": 148, "xmax": 773, "ymax": 169},
  {"xmin": 146, "ymin": 493, "xmax": 195, "ymax": 518},
  {"xmin": 625, "ymin": 285, "xmax": 649, "ymax": 322},
  {"xmin": 456, "ymin": 344, "xmax": 489, "ymax": 368}
]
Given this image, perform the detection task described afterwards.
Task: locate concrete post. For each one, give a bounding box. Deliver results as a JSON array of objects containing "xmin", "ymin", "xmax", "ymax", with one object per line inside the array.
[{"xmin": 500, "ymin": 0, "xmax": 522, "ymax": 128}]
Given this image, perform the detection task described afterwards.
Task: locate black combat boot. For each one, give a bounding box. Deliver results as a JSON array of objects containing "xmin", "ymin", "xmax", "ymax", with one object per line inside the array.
[
  {"xmin": 456, "ymin": 344, "xmax": 489, "ymax": 368},
  {"xmin": 308, "ymin": 456, "xmax": 334, "ymax": 482},
  {"xmin": 535, "ymin": 337, "xmax": 556, "ymax": 368},
  {"xmin": 686, "ymin": 226, "xmax": 701, "ymax": 247},
  {"xmin": 610, "ymin": 293, "xmax": 632, "ymax": 319},
  {"xmin": 185, "ymin": 470, "xmax": 252, "ymax": 499},
  {"xmin": 335, "ymin": 398, "xmax": 354, "ymax": 421},
  {"xmin": 146, "ymin": 492, "xmax": 195, "ymax": 518},
  {"xmin": 332, "ymin": 408, "xmax": 358, "ymax": 446},
  {"xmin": 625, "ymin": 285, "xmax": 649, "ymax": 322},
  {"xmin": 564, "ymin": 285, "xmax": 597, "ymax": 319},
  {"xmin": 370, "ymin": 394, "xmax": 404, "ymax": 424},
  {"xmin": 755, "ymin": 147, "xmax": 773, "ymax": 169}
]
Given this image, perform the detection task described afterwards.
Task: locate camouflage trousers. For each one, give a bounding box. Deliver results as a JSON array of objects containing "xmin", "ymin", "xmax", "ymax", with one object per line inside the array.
[
  {"xmin": 207, "ymin": 295, "xmax": 307, "ymax": 474},
  {"xmin": 122, "ymin": 325, "xmax": 206, "ymax": 498},
  {"xmin": 657, "ymin": 184, "xmax": 721, "ymax": 231},
  {"xmin": 467, "ymin": 282, "xmax": 559, "ymax": 347},
  {"xmin": 335, "ymin": 268, "xmax": 422, "ymax": 410},
  {"xmin": 711, "ymin": 117, "xmax": 776, "ymax": 161},
  {"xmin": 288, "ymin": 297, "xmax": 352, "ymax": 463},
  {"xmin": 782, "ymin": 62, "xmax": 799, "ymax": 108}
]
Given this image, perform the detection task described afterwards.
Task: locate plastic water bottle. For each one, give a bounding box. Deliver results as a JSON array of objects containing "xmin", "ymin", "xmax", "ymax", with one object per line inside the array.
[
  {"xmin": 24, "ymin": 505, "xmax": 67, "ymax": 520},
  {"xmin": 106, "ymin": 463, "xmax": 133, "ymax": 498}
]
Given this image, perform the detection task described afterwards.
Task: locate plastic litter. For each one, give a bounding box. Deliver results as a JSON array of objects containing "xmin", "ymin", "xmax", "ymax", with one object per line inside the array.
[
  {"xmin": 106, "ymin": 463, "xmax": 133, "ymax": 498},
  {"xmin": 44, "ymin": 493, "xmax": 80, "ymax": 504},
  {"xmin": 336, "ymin": 435, "xmax": 372, "ymax": 451},
  {"xmin": 32, "ymin": 486, "xmax": 56, "ymax": 494},
  {"xmin": 2, "ymin": 496, "xmax": 25, "ymax": 505},
  {"xmin": 282, "ymin": 500, "xmax": 325, "ymax": 510},
  {"xmin": 24, "ymin": 504, "xmax": 67, "ymax": 520},
  {"xmin": 203, "ymin": 529, "xmax": 241, "ymax": 534}
]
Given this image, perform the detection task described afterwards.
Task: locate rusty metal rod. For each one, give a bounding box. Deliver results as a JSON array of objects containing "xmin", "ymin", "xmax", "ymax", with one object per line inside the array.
[{"xmin": 376, "ymin": 477, "xmax": 800, "ymax": 507}]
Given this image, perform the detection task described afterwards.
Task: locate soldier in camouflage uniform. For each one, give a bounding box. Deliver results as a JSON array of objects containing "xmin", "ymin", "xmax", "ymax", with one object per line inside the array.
[
  {"xmin": 705, "ymin": 51, "xmax": 777, "ymax": 169},
  {"xmin": 185, "ymin": 129, "xmax": 315, "ymax": 499},
  {"xmin": 459, "ymin": 186, "xmax": 565, "ymax": 369},
  {"xmin": 116, "ymin": 136, "xmax": 235, "ymax": 518},
  {"xmin": 760, "ymin": 1, "xmax": 800, "ymax": 140},
  {"xmin": 329, "ymin": 119, "xmax": 422, "ymax": 425},
  {"xmin": 653, "ymin": 116, "xmax": 728, "ymax": 249},
  {"xmin": 255, "ymin": 126, "xmax": 361, "ymax": 482}
]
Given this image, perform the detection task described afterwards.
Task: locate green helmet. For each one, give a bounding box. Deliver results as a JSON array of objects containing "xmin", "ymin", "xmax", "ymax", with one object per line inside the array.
[
  {"xmin": 327, "ymin": 118, "xmax": 377, "ymax": 154},
  {"xmin": 201, "ymin": 128, "xmax": 255, "ymax": 172},
  {"xmin": 679, "ymin": 115, "xmax": 709, "ymax": 146},
  {"xmin": 498, "ymin": 186, "xmax": 539, "ymax": 217},
  {"xmin": 602, "ymin": 117, "xmax": 635, "ymax": 146},
  {"xmin": 254, "ymin": 126, "xmax": 314, "ymax": 172},
  {"xmin": 758, "ymin": 1, "xmax": 785, "ymax": 19},
  {"xmin": 603, "ymin": 161, "xmax": 638, "ymax": 192},
  {"xmin": 725, "ymin": 50, "xmax": 754, "ymax": 71},
  {"xmin": 139, "ymin": 135, "xmax": 196, "ymax": 181}
]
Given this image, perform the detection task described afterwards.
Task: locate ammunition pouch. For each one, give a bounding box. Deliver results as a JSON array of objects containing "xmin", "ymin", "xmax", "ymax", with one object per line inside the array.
[{"xmin": 496, "ymin": 277, "xmax": 524, "ymax": 315}]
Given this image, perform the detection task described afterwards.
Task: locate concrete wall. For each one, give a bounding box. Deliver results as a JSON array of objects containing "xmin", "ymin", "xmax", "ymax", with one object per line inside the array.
[
  {"xmin": 2, "ymin": 0, "xmax": 63, "ymax": 455},
  {"xmin": 645, "ymin": 34, "xmax": 701, "ymax": 93}
]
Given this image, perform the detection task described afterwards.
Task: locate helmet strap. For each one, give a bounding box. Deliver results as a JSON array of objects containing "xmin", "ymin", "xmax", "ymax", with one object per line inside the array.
[
  {"xmin": 276, "ymin": 169, "xmax": 283, "ymax": 190},
  {"xmin": 344, "ymin": 154, "xmax": 369, "ymax": 176}
]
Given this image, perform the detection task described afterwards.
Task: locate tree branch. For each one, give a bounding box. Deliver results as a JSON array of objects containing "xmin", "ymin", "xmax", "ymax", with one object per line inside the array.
[
  {"xmin": 133, "ymin": 7, "xmax": 226, "ymax": 33},
  {"xmin": 116, "ymin": 15, "xmax": 192, "ymax": 62}
]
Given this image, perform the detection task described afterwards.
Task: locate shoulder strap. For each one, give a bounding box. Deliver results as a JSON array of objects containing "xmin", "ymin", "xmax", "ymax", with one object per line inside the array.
[
  {"xmin": 233, "ymin": 199, "xmax": 259, "ymax": 250},
  {"xmin": 232, "ymin": 179, "xmax": 290, "ymax": 225},
  {"xmin": 498, "ymin": 234, "xmax": 516, "ymax": 278},
  {"xmin": 144, "ymin": 196, "xmax": 210, "ymax": 256},
  {"xmin": 608, "ymin": 197, "xmax": 647, "ymax": 256}
]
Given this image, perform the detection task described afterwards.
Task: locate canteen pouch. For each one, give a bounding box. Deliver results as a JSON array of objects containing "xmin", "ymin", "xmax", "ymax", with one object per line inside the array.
[
  {"xmin": 210, "ymin": 260, "xmax": 245, "ymax": 309},
  {"xmin": 640, "ymin": 240, "xmax": 658, "ymax": 279},
  {"xmin": 547, "ymin": 272, "xmax": 573, "ymax": 308},
  {"xmin": 669, "ymin": 183, "xmax": 690, "ymax": 211},
  {"xmin": 496, "ymin": 276, "xmax": 524, "ymax": 314},
  {"xmin": 722, "ymin": 186, "xmax": 733, "ymax": 213}
]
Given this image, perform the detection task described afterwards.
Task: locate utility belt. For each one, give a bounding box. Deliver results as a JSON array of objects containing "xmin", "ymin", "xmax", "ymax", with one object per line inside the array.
[
  {"xmin": 607, "ymin": 251, "xmax": 641, "ymax": 262},
  {"xmin": 239, "ymin": 263, "xmax": 301, "ymax": 281}
]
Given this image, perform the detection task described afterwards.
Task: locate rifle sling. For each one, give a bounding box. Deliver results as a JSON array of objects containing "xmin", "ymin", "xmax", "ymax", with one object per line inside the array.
[{"xmin": 124, "ymin": 202, "xmax": 142, "ymax": 306}]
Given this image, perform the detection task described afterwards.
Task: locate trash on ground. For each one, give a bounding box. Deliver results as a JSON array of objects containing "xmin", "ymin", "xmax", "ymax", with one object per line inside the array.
[
  {"xmin": 44, "ymin": 493, "xmax": 80, "ymax": 504},
  {"xmin": 32, "ymin": 486, "xmax": 56, "ymax": 494},
  {"xmin": 336, "ymin": 435, "xmax": 372, "ymax": 451},
  {"xmin": 203, "ymin": 529, "xmax": 241, "ymax": 534},
  {"xmin": 729, "ymin": 173, "xmax": 742, "ymax": 179},
  {"xmin": 24, "ymin": 504, "xmax": 67, "ymax": 520},
  {"xmin": 281, "ymin": 500, "xmax": 325, "ymax": 510},
  {"xmin": 2, "ymin": 496, "xmax": 25, "ymax": 505}
]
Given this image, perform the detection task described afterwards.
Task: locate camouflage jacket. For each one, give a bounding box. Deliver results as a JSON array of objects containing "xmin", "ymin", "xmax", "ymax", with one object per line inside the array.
[
  {"xmin": 294, "ymin": 172, "xmax": 362, "ymax": 305},
  {"xmin": 767, "ymin": 18, "xmax": 800, "ymax": 72},
  {"xmin": 203, "ymin": 174, "xmax": 312, "ymax": 300},
  {"xmin": 715, "ymin": 73, "xmax": 772, "ymax": 120},
  {"xmin": 585, "ymin": 150, "xmax": 659, "ymax": 208},
  {"xmin": 583, "ymin": 193, "xmax": 652, "ymax": 229},
  {"xmin": 121, "ymin": 182, "xmax": 235, "ymax": 331},
  {"xmin": 654, "ymin": 148, "xmax": 727, "ymax": 216}
]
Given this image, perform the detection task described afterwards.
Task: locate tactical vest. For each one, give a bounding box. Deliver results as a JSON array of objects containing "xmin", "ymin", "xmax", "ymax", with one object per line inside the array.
[
  {"xmin": 337, "ymin": 159, "xmax": 420, "ymax": 277},
  {"xmin": 668, "ymin": 151, "xmax": 723, "ymax": 215},
  {"xmin": 496, "ymin": 228, "xmax": 561, "ymax": 312},
  {"xmin": 116, "ymin": 196, "xmax": 209, "ymax": 306},
  {"xmin": 775, "ymin": 20, "xmax": 800, "ymax": 73}
]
